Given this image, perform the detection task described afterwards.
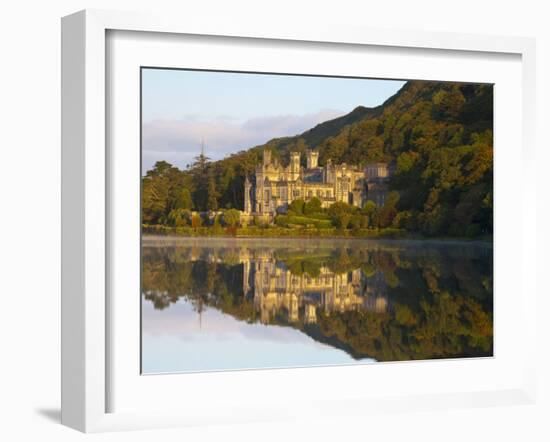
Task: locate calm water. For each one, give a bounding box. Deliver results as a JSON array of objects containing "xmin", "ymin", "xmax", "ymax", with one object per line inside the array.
[{"xmin": 141, "ymin": 237, "xmax": 493, "ymax": 374}]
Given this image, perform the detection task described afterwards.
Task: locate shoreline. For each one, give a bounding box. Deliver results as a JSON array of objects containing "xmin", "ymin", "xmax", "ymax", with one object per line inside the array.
[{"xmin": 142, "ymin": 233, "xmax": 493, "ymax": 247}]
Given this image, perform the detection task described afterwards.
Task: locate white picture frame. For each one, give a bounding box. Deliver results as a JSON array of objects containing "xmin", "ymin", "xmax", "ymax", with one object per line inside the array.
[{"xmin": 61, "ymin": 9, "xmax": 537, "ymax": 433}]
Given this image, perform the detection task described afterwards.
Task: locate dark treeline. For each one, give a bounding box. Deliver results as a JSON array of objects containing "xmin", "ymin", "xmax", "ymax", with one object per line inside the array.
[{"xmin": 142, "ymin": 80, "xmax": 493, "ymax": 237}]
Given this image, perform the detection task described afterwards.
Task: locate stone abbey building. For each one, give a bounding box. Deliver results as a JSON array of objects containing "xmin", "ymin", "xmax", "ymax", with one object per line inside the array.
[{"xmin": 244, "ymin": 149, "xmax": 391, "ymax": 216}]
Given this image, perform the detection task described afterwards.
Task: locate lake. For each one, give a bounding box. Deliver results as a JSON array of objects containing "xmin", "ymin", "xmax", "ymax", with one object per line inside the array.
[{"xmin": 141, "ymin": 236, "xmax": 493, "ymax": 374}]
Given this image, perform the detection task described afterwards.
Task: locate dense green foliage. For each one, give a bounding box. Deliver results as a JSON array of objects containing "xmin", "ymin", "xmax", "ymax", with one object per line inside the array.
[{"xmin": 142, "ymin": 80, "xmax": 493, "ymax": 237}]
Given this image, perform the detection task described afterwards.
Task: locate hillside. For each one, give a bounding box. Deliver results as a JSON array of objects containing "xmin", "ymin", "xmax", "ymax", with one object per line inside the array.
[{"xmin": 142, "ymin": 80, "xmax": 494, "ymax": 237}]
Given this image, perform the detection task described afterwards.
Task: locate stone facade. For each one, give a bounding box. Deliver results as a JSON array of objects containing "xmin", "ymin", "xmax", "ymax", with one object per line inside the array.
[
  {"xmin": 240, "ymin": 248, "xmax": 389, "ymax": 325},
  {"xmin": 244, "ymin": 149, "xmax": 391, "ymax": 215}
]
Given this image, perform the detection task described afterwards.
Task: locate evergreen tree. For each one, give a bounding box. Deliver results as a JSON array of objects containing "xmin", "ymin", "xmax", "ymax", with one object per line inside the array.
[
  {"xmin": 207, "ymin": 170, "xmax": 219, "ymax": 211},
  {"xmin": 190, "ymin": 145, "xmax": 210, "ymax": 211}
]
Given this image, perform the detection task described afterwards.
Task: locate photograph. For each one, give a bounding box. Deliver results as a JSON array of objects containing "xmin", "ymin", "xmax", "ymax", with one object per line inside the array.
[{"xmin": 140, "ymin": 68, "xmax": 494, "ymax": 374}]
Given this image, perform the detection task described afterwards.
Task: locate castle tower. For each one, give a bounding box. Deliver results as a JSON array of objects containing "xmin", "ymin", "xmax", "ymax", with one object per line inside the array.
[
  {"xmin": 324, "ymin": 158, "xmax": 334, "ymax": 184},
  {"xmin": 290, "ymin": 151, "xmax": 300, "ymax": 178},
  {"xmin": 242, "ymin": 258, "xmax": 251, "ymax": 295},
  {"xmin": 244, "ymin": 176, "xmax": 252, "ymax": 213},
  {"xmin": 306, "ymin": 150, "xmax": 319, "ymax": 169}
]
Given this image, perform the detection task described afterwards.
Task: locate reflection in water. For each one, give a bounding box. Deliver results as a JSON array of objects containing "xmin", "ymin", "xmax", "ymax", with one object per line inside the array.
[
  {"xmin": 242, "ymin": 250, "xmax": 388, "ymax": 325},
  {"xmin": 142, "ymin": 237, "xmax": 493, "ymax": 373}
]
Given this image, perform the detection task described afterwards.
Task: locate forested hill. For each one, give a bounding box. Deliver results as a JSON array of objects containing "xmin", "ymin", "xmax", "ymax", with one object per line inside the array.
[{"xmin": 142, "ymin": 80, "xmax": 494, "ymax": 237}]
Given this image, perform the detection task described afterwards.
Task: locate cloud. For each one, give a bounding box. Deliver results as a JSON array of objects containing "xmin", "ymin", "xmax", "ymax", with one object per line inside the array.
[
  {"xmin": 142, "ymin": 298, "xmax": 322, "ymax": 345},
  {"xmin": 142, "ymin": 109, "xmax": 344, "ymax": 172}
]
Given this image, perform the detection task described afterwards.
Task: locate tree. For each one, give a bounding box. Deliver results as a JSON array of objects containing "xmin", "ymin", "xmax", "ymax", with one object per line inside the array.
[
  {"xmin": 141, "ymin": 80, "xmax": 493, "ymax": 237},
  {"xmin": 303, "ymin": 197, "xmax": 322, "ymax": 215},
  {"xmin": 219, "ymin": 164, "xmax": 237, "ymax": 209},
  {"xmin": 288, "ymin": 199, "xmax": 305, "ymax": 214},
  {"xmin": 464, "ymin": 131, "xmax": 493, "ymax": 185},
  {"xmin": 145, "ymin": 160, "xmax": 173, "ymax": 178},
  {"xmin": 386, "ymin": 191, "xmax": 400, "ymax": 208},
  {"xmin": 189, "ymin": 149, "xmax": 211, "ymax": 211},
  {"xmin": 364, "ymin": 136, "xmax": 385, "ymax": 162},
  {"xmin": 433, "ymin": 88, "xmax": 466, "ymax": 121},
  {"xmin": 392, "ymin": 211, "xmax": 413, "ymax": 229},
  {"xmin": 336, "ymin": 213, "xmax": 352, "ymax": 229},
  {"xmin": 223, "ymin": 209, "xmax": 240, "ymax": 227},
  {"xmin": 362, "ymin": 200, "xmax": 377, "ymax": 214},
  {"xmin": 378, "ymin": 191, "xmax": 400, "ymax": 228},
  {"xmin": 206, "ymin": 171, "xmax": 219, "ymax": 211},
  {"xmin": 349, "ymin": 215, "xmax": 362, "ymax": 231},
  {"xmin": 167, "ymin": 208, "xmax": 192, "ymax": 227},
  {"xmin": 142, "ymin": 175, "xmax": 169, "ymax": 224},
  {"xmin": 328, "ymin": 201, "xmax": 355, "ymax": 218},
  {"xmin": 174, "ymin": 188, "xmax": 193, "ymax": 210}
]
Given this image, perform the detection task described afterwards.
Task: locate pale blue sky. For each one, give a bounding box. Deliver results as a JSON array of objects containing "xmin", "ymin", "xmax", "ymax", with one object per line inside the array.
[
  {"xmin": 142, "ymin": 297, "xmax": 374, "ymax": 374},
  {"xmin": 141, "ymin": 68, "xmax": 406, "ymax": 172}
]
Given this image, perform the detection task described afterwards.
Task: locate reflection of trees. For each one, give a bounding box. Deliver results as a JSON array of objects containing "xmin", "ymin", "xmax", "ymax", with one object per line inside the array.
[{"xmin": 142, "ymin": 241, "xmax": 492, "ymax": 361}]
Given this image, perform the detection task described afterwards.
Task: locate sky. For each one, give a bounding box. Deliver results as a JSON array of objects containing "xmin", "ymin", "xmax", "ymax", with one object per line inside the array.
[
  {"xmin": 142, "ymin": 68, "xmax": 406, "ymax": 173},
  {"xmin": 142, "ymin": 297, "xmax": 373, "ymax": 374}
]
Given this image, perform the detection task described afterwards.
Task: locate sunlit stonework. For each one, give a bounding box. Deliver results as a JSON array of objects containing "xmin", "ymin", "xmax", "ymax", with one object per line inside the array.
[
  {"xmin": 244, "ymin": 149, "xmax": 391, "ymax": 216},
  {"xmin": 240, "ymin": 248, "xmax": 389, "ymax": 325}
]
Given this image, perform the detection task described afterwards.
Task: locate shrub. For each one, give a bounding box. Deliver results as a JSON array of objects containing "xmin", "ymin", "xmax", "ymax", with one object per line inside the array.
[
  {"xmin": 303, "ymin": 197, "xmax": 322, "ymax": 215},
  {"xmin": 361, "ymin": 200, "xmax": 377, "ymax": 216},
  {"xmin": 275, "ymin": 215, "xmax": 289, "ymax": 227},
  {"xmin": 349, "ymin": 215, "xmax": 362, "ymax": 230},
  {"xmin": 223, "ymin": 208, "xmax": 241, "ymax": 227},
  {"xmin": 191, "ymin": 213, "xmax": 202, "ymax": 228},
  {"xmin": 314, "ymin": 219, "xmax": 333, "ymax": 229},
  {"xmin": 212, "ymin": 215, "xmax": 223, "ymax": 234},
  {"xmin": 336, "ymin": 213, "xmax": 352, "ymax": 229},
  {"xmin": 392, "ymin": 211, "xmax": 413, "ymax": 229},
  {"xmin": 288, "ymin": 199, "xmax": 305, "ymax": 214},
  {"xmin": 166, "ymin": 208, "xmax": 191, "ymax": 227},
  {"xmin": 328, "ymin": 201, "xmax": 355, "ymax": 218}
]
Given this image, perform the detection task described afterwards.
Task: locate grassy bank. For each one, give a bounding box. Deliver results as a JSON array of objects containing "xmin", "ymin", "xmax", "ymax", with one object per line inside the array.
[
  {"xmin": 142, "ymin": 224, "xmax": 496, "ymax": 241},
  {"xmin": 142, "ymin": 223, "xmax": 407, "ymax": 239}
]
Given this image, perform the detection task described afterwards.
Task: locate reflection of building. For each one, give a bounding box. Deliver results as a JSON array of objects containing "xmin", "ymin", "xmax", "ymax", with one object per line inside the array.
[
  {"xmin": 241, "ymin": 252, "xmax": 389, "ymax": 324},
  {"xmin": 179, "ymin": 243, "xmax": 390, "ymax": 324},
  {"xmin": 244, "ymin": 149, "xmax": 391, "ymax": 215}
]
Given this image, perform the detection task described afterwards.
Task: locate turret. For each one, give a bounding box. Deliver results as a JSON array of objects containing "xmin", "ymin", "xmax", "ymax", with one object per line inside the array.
[
  {"xmin": 324, "ymin": 158, "xmax": 334, "ymax": 184},
  {"xmin": 244, "ymin": 175, "xmax": 252, "ymax": 213},
  {"xmin": 306, "ymin": 150, "xmax": 319, "ymax": 169},
  {"xmin": 290, "ymin": 151, "xmax": 300, "ymax": 173}
]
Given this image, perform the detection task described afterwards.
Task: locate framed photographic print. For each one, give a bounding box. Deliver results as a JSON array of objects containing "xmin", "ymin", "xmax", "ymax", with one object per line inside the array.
[
  {"xmin": 140, "ymin": 69, "xmax": 494, "ymax": 374},
  {"xmin": 61, "ymin": 9, "xmax": 537, "ymax": 432}
]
